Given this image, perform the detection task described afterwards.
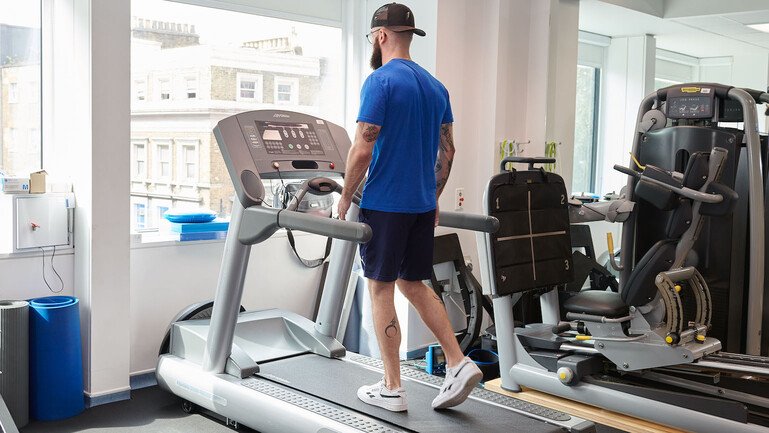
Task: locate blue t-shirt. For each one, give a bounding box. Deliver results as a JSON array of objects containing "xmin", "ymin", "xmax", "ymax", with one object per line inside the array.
[{"xmin": 357, "ymin": 59, "xmax": 453, "ymax": 213}]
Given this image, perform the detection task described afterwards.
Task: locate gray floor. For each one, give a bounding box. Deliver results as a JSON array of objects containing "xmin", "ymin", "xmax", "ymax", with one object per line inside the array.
[
  {"xmin": 18, "ymin": 385, "xmax": 626, "ymax": 433},
  {"xmin": 20, "ymin": 386, "xmax": 253, "ymax": 433}
]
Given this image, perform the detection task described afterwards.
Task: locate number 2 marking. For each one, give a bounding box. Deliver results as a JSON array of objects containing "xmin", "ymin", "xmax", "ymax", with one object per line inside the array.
[{"xmin": 560, "ymin": 194, "xmax": 565, "ymax": 205}]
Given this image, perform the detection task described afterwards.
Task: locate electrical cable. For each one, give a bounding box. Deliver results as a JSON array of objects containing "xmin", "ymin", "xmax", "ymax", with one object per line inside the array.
[{"xmin": 39, "ymin": 246, "xmax": 64, "ymax": 293}]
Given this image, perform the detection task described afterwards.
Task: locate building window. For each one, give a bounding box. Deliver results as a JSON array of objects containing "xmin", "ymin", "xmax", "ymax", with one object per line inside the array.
[
  {"xmin": 155, "ymin": 143, "xmax": 171, "ymax": 180},
  {"xmin": 237, "ymin": 73, "xmax": 263, "ymax": 102},
  {"xmin": 134, "ymin": 203, "xmax": 147, "ymax": 229},
  {"xmin": 274, "ymin": 77, "xmax": 298, "ymax": 105},
  {"xmin": 572, "ymin": 65, "xmax": 600, "ymax": 194},
  {"xmin": 186, "ymin": 78, "xmax": 197, "ymax": 99},
  {"xmin": 133, "ymin": 142, "xmax": 147, "ymax": 179},
  {"xmin": 130, "ymin": 0, "xmax": 344, "ymax": 231},
  {"xmin": 159, "ymin": 79, "xmax": 171, "ymax": 100},
  {"xmin": 8, "ymin": 83, "xmax": 19, "ymax": 103},
  {"xmin": 178, "ymin": 143, "xmax": 198, "ymax": 182},
  {"xmin": 135, "ymin": 80, "xmax": 147, "ymax": 101},
  {"xmin": 1, "ymin": 1, "xmax": 42, "ymax": 177}
]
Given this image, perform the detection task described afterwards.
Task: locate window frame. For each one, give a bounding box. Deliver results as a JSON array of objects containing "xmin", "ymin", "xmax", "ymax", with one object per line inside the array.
[
  {"xmin": 158, "ymin": 78, "xmax": 172, "ymax": 100},
  {"xmin": 8, "ymin": 83, "xmax": 19, "ymax": 104},
  {"xmin": 274, "ymin": 76, "xmax": 299, "ymax": 105},
  {"xmin": 185, "ymin": 76, "xmax": 198, "ymax": 99},
  {"xmin": 132, "ymin": 140, "xmax": 148, "ymax": 180},
  {"xmin": 176, "ymin": 139, "xmax": 199, "ymax": 184},
  {"xmin": 126, "ymin": 0, "xmax": 361, "ymax": 243},
  {"xmin": 236, "ymin": 72, "xmax": 264, "ymax": 102},
  {"xmin": 135, "ymin": 79, "xmax": 147, "ymax": 101},
  {"xmin": 153, "ymin": 140, "xmax": 173, "ymax": 181}
]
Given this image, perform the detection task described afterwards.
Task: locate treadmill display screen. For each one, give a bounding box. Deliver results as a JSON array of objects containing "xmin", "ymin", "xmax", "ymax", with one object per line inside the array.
[
  {"xmin": 667, "ymin": 96, "xmax": 713, "ymax": 119},
  {"xmin": 255, "ymin": 121, "xmax": 325, "ymax": 156}
]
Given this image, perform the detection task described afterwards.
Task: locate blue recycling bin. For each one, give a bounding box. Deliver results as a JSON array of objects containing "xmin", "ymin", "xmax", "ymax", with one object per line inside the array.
[{"xmin": 28, "ymin": 296, "xmax": 84, "ymax": 420}]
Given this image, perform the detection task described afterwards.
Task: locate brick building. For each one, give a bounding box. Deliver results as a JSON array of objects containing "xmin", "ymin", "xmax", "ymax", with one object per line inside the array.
[{"xmin": 130, "ymin": 17, "xmax": 328, "ymax": 230}]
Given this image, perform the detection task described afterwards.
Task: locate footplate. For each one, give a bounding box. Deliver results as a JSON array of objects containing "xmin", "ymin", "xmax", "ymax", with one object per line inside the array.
[{"xmin": 655, "ymin": 266, "xmax": 712, "ymax": 345}]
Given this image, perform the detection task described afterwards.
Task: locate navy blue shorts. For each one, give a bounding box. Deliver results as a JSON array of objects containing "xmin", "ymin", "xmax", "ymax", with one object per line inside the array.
[{"xmin": 358, "ymin": 208, "xmax": 436, "ymax": 282}]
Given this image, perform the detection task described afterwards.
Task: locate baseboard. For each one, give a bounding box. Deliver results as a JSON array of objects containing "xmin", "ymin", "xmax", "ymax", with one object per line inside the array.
[
  {"xmin": 130, "ymin": 370, "xmax": 158, "ymax": 390},
  {"xmin": 85, "ymin": 389, "xmax": 131, "ymax": 408}
]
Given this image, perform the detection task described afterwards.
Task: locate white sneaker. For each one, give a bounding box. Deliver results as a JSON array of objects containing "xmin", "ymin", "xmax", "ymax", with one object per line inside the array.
[
  {"xmin": 432, "ymin": 357, "xmax": 483, "ymax": 409},
  {"xmin": 357, "ymin": 379, "xmax": 408, "ymax": 412}
]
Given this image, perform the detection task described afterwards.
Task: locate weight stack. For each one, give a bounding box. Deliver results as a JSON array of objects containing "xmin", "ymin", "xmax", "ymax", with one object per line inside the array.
[{"xmin": 0, "ymin": 300, "xmax": 29, "ymax": 428}]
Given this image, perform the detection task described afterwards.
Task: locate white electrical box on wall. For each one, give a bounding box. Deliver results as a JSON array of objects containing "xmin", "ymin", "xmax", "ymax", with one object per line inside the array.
[{"xmin": 0, "ymin": 193, "xmax": 75, "ymax": 254}]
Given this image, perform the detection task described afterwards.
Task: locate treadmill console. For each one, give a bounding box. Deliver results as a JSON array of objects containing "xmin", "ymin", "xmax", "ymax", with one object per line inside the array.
[
  {"xmin": 214, "ymin": 110, "xmax": 351, "ymax": 208},
  {"xmin": 666, "ymin": 86, "xmax": 716, "ymax": 120}
]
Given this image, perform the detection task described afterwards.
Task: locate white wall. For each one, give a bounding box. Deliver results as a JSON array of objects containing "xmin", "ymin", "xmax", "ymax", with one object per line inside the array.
[
  {"xmin": 0, "ymin": 252, "xmax": 75, "ymax": 300},
  {"xmin": 130, "ymin": 232, "xmax": 328, "ymax": 374}
]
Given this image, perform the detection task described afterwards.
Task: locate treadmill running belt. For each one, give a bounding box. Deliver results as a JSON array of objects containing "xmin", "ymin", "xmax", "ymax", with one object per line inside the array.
[{"xmin": 257, "ymin": 354, "xmax": 564, "ymax": 433}]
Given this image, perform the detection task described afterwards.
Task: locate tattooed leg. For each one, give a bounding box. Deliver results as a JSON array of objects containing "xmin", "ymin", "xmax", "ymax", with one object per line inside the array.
[{"xmin": 368, "ymin": 279, "xmax": 402, "ymax": 389}]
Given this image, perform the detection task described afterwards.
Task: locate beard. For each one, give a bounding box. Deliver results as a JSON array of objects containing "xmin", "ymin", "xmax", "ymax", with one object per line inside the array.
[{"xmin": 370, "ymin": 39, "xmax": 383, "ymax": 70}]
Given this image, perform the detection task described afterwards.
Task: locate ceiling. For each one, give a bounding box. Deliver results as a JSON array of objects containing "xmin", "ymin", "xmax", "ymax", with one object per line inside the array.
[{"xmin": 579, "ymin": 0, "xmax": 769, "ymax": 58}]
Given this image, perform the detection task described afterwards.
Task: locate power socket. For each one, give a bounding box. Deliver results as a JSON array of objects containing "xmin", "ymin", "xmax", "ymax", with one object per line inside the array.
[{"xmin": 454, "ymin": 188, "xmax": 465, "ymax": 211}]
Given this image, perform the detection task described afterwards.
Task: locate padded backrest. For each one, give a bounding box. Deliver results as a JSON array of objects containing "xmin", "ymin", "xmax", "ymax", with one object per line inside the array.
[
  {"xmin": 487, "ymin": 169, "xmax": 573, "ymax": 295},
  {"xmin": 622, "ymin": 240, "xmax": 677, "ymax": 306}
]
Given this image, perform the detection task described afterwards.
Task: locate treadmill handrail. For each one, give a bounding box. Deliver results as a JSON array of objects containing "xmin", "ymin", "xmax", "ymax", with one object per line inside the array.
[
  {"xmin": 278, "ymin": 210, "xmax": 372, "ymax": 243},
  {"xmin": 439, "ymin": 211, "xmax": 499, "ymax": 233}
]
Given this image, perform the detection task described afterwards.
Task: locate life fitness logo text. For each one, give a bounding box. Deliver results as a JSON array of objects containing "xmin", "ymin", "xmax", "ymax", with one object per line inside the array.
[{"xmin": 273, "ymin": 113, "xmax": 290, "ymax": 118}]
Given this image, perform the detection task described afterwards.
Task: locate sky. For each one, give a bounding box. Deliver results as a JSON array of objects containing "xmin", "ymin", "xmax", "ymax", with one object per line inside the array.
[
  {"xmin": 0, "ymin": 0, "xmax": 40, "ymax": 27},
  {"xmin": 131, "ymin": 0, "xmax": 341, "ymax": 59}
]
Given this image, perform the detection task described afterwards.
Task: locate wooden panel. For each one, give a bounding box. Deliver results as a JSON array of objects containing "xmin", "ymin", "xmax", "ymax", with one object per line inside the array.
[{"xmin": 484, "ymin": 379, "xmax": 683, "ymax": 433}]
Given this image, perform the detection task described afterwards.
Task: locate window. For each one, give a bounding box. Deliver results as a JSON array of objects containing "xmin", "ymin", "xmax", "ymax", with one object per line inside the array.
[
  {"xmin": 178, "ymin": 143, "xmax": 198, "ymax": 182},
  {"xmin": 8, "ymin": 83, "xmax": 19, "ymax": 103},
  {"xmin": 135, "ymin": 80, "xmax": 146, "ymax": 101},
  {"xmin": 274, "ymin": 77, "xmax": 298, "ymax": 105},
  {"xmin": 155, "ymin": 143, "xmax": 171, "ymax": 180},
  {"xmin": 572, "ymin": 65, "xmax": 600, "ymax": 194},
  {"xmin": 237, "ymin": 73, "xmax": 263, "ymax": 102},
  {"xmin": 186, "ymin": 77, "xmax": 197, "ymax": 99},
  {"xmin": 159, "ymin": 79, "xmax": 171, "ymax": 100},
  {"xmin": 134, "ymin": 203, "xmax": 147, "ymax": 229},
  {"xmin": 1, "ymin": 1, "xmax": 42, "ymax": 176},
  {"xmin": 133, "ymin": 142, "xmax": 147, "ymax": 179},
  {"xmin": 130, "ymin": 0, "xmax": 344, "ymax": 229},
  {"xmin": 655, "ymin": 50, "xmax": 697, "ymax": 91}
]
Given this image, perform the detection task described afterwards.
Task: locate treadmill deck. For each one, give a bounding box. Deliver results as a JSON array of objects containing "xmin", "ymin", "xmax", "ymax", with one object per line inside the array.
[{"xmin": 255, "ymin": 353, "xmax": 580, "ymax": 433}]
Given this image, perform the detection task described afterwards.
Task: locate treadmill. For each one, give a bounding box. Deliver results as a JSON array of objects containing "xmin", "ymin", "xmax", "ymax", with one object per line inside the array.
[{"xmin": 156, "ymin": 110, "xmax": 595, "ymax": 433}]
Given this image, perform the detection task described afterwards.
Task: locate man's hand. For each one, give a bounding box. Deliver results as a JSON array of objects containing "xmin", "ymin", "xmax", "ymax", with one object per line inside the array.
[
  {"xmin": 434, "ymin": 203, "xmax": 440, "ymax": 227},
  {"xmin": 338, "ymin": 196, "xmax": 352, "ymax": 221}
]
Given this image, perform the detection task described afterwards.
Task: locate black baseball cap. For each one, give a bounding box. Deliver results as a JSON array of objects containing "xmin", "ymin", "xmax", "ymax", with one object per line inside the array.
[{"xmin": 371, "ymin": 3, "xmax": 426, "ymax": 36}]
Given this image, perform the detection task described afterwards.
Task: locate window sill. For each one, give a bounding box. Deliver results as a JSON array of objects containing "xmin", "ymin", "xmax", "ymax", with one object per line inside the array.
[
  {"xmin": 0, "ymin": 246, "xmax": 74, "ymax": 260},
  {"xmin": 129, "ymin": 228, "xmax": 312, "ymax": 250}
]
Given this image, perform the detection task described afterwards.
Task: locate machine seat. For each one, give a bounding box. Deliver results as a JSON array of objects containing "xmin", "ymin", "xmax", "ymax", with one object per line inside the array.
[{"xmin": 562, "ymin": 290, "xmax": 629, "ymax": 318}]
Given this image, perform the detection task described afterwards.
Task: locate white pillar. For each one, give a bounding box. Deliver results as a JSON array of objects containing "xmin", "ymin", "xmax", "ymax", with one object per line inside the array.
[{"xmin": 67, "ymin": 0, "xmax": 131, "ymax": 401}]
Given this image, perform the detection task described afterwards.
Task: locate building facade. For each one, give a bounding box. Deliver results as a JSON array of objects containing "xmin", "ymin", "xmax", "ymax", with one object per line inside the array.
[{"xmin": 130, "ymin": 18, "xmax": 327, "ymax": 230}]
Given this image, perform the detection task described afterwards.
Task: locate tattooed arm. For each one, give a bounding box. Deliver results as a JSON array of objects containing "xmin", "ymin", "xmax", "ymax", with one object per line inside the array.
[
  {"xmin": 435, "ymin": 123, "xmax": 455, "ymax": 199},
  {"xmin": 338, "ymin": 121, "xmax": 380, "ymax": 220},
  {"xmin": 433, "ymin": 123, "xmax": 455, "ymax": 226}
]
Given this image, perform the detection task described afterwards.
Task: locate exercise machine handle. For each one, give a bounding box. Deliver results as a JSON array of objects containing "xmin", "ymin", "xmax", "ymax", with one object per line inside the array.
[
  {"xmin": 612, "ymin": 165, "xmax": 723, "ymax": 204},
  {"xmin": 439, "ymin": 211, "xmax": 500, "ymax": 233},
  {"xmin": 279, "ymin": 211, "xmax": 372, "ymax": 243},
  {"xmin": 500, "ymin": 157, "xmax": 556, "ymax": 172}
]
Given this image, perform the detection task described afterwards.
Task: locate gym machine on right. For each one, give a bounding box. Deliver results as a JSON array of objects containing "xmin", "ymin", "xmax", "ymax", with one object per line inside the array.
[{"xmin": 478, "ymin": 84, "xmax": 769, "ymax": 433}]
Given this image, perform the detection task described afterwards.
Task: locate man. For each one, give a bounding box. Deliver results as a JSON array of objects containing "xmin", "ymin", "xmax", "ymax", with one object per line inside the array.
[{"xmin": 337, "ymin": 2, "xmax": 482, "ymax": 413}]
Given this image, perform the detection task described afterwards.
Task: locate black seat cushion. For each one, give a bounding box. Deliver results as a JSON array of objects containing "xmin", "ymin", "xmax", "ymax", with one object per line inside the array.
[
  {"xmin": 562, "ymin": 290, "xmax": 629, "ymax": 317},
  {"xmin": 622, "ymin": 239, "xmax": 677, "ymax": 307}
]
